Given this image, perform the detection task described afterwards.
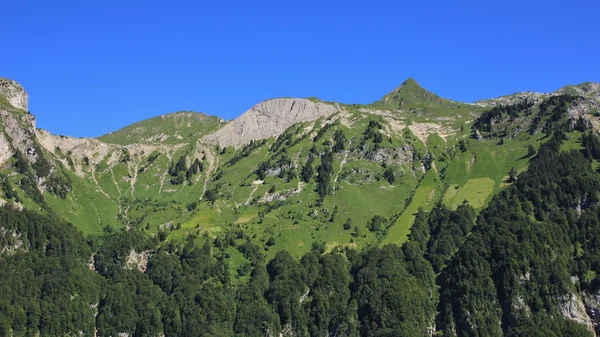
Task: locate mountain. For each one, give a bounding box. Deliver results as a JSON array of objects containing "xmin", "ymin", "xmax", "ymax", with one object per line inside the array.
[
  {"xmin": 376, "ymin": 77, "xmax": 457, "ymax": 108},
  {"xmin": 99, "ymin": 111, "xmax": 224, "ymax": 145},
  {"xmin": 2, "ymin": 75, "xmax": 600, "ymax": 336}
]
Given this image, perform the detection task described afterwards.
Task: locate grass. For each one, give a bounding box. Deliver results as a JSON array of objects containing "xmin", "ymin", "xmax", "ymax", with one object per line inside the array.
[
  {"xmin": 561, "ymin": 132, "xmax": 583, "ymax": 152},
  {"xmin": 46, "ymin": 170, "xmax": 120, "ymax": 234},
  {"xmin": 445, "ymin": 177, "xmax": 495, "ymax": 209},
  {"xmin": 98, "ymin": 111, "xmax": 223, "ymax": 145},
  {"xmin": 381, "ymin": 170, "xmax": 439, "ymax": 246}
]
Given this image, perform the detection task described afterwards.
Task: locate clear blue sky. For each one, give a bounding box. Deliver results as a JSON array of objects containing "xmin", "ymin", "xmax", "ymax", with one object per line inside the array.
[{"xmin": 2, "ymin": 0, "xmax": 599, "ymax": 137}]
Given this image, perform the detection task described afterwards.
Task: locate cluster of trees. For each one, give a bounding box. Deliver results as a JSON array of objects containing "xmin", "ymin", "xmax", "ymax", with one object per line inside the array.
[
  {"xmin": 1, "ymin": 174, "xmax": 19, "ymax": 201},
  {"xmin": 333, "ymin": 129, "xmax": 347, "ymax": 153},
  {"xmin": 11, "ymin": 147, "xmax": 72, "ymax": 203},
  {"xmin": 137, "ymin": 151, "xmax": 161, "ymax": 173},
  {"xmin": 582, "ymin": 132, "xmax": 600, "ymax": 159},
  {"xmin": 473, "ymin": 95, "xmax": 584, "ymax": 141},
  {"xmin": 532, "ymin": 95, "xmax": 583, "ymax": 135},
  {"xmin": 538, "ymin": 95, "xmax": 582, "ymax": 123},
  {"xmin": 256, "ymin": 155, "xmax": 295, "ymax": 182},
  {"xmin": 168, "ymin": 155, "xmax": 203, "ymax": 185},
  {"xmin": 316, "ymin": 151, "xmax": 333, "ymax": 202},
  {"xmin": 228, "ymin": 139, "xmax": 267, "ymax": 166},
  {"xmin": 362, "ymin": 120, "xmax": 384, "ymax": 144},
  {"xmin": 271, "ymin": 126, "xmax": 305, "ymax": 154},
  {"xmin": 409, "ymin": 202, "xmax": 476, "ymax": 273},
  {"xmin": 383, "ymin": 167, "xmax": 395, "ymax": 184},
  {"xmin": 301, "ymin": 154, "xmax": 315, "ymax": 183},
  {"xmin": 473, "ymin": 99, "xmax": 535, "ymax": 133},
  {"xmin": 313, "ymin": 121, "xmax": 339, "ymax": 143}
]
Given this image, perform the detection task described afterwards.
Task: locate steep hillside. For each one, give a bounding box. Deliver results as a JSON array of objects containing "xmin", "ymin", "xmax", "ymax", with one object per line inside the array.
[{"xmin": 98, "ymin": 111, "xmax": 224, "ymax": 145}]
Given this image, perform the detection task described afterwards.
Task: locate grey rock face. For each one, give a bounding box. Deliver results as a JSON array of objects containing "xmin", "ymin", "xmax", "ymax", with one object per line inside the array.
[
  {"xmin": 558, "ymin": 292, "xmax": 594, "ymax": 333},
  {"xmin": 0, "ymin": 77, "xmax": 28, "ymax": 111},
  {"xmin": 205, "ymin": 98, "xmax": 338, "ymax": 147},
  {"xmin": 0, "ymin": 110, "xmax": 38, "ymax": 164}
]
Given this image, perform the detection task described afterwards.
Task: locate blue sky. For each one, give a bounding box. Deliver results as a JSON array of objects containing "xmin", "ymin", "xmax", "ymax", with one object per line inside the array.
[{"xmin": 2, "ymin": 0, "xmax": 599, "ymax": 137}]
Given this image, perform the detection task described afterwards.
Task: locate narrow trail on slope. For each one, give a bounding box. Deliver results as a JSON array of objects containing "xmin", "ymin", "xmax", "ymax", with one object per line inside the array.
[
  {"xmin": 128, "ymin": 157, "xmax": 142, "ymax": 199},
  {"xmin": 110, "ymin": 168, "xmax": 122, "ymax": 198},
  {"xmin": 118, "ymin": 157, "xmax": 141, "ymax": 228},
  {"xmin": 90, "ymin": 168, "xmax": 122, "ymax": 214},
  {"xmin": 244, "ymin": 184, "xmax": 260, "ymax": 206}
]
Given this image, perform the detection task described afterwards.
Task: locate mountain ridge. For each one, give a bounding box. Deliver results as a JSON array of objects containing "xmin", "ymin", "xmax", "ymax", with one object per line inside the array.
[
  {"xmin": 475, "ymin": 82, "xmax": 600, "ymax": 107},
  {"xmin": 3, "ymin": 76, "xmax": 597, "ymax": 147}
]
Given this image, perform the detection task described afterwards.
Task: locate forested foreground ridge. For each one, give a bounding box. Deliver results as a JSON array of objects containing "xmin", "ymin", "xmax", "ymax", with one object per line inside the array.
[{"xmin": 2, "ymin": 77, "xmax": 600, "ymax": 336}]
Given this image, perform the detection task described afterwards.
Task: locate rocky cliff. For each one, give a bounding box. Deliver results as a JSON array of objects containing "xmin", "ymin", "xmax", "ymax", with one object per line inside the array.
[
  {"xmin": 204, "ymin": 98, "xmax": 339, "ymax": 147},
  {"xmin": 0, "ymin": 77, "xmax": 28, "ymax": 111}
]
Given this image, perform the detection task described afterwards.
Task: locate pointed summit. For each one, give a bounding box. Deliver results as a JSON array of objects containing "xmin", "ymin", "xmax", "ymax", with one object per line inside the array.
[
  {"xmin": 394, "ymin": 77, "xmax": 423, "ymax": 91},
  {"xmin": 375, "ymin": 78, "xmax": 455, "ymax": 109}
]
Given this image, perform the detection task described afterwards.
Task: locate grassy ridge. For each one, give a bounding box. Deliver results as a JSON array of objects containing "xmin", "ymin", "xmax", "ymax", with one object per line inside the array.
[{"xmin": 98, "ymin": 111, "xmax": 222, "ymax": 145}]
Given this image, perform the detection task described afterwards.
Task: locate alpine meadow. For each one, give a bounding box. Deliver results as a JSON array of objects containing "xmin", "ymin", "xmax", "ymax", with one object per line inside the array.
[{"xmin": 3, "ymin": 75, "xmax": 600, "ymax": 337}]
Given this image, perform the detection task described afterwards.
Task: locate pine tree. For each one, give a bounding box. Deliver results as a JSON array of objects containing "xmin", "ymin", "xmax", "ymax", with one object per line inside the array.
[{"xmin": 527, "ymin": 144, "xmax": 536, "ymax": 157}]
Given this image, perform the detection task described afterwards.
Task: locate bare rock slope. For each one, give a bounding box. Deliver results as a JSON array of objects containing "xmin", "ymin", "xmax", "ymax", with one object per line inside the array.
[
  {"xmin": 0, "ymin": 77, "xmax": 28, "ymax": 111},
  {"xmin": 204, "ymin": 98, "xmax": 339, "ymax": 147},
  {"xmin": 0, "ymin": 78, "xmax": 33, "ymax": 165}
]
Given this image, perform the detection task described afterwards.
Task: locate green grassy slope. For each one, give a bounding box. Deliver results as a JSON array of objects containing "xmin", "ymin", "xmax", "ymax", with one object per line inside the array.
[{"xmin": 98, "ymin": 111, "xmax": 223, "ymax": 145}]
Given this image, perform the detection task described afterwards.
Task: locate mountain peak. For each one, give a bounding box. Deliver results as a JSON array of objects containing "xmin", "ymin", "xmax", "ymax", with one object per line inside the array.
[
  {"xmin": 376, "ymin": 78, "xmax": 452, "ymax": 108},
  {"xmin": 397, "ymin": 77, "xmax": 421, "ymax": 88},
  {"xmin": 386, "ymin": 78, "xmax": 424, "ymax": 95}
]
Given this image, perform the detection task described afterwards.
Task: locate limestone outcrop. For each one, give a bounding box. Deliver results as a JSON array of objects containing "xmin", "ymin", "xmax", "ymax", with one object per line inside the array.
[
  {"xmin": 0, "ymin": 77, "xmax": 28, "ymax": 111},
  {"xmin": 204, "ymin": 98, "xmax": 338, "ymax": 147}
]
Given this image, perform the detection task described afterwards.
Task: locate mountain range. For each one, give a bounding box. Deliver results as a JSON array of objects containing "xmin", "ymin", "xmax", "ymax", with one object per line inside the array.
[
  {"xmin": 1, "ymin": 76, "xmax": 598, "ymax": 240},
  {"xmin": 2, "ymin": 75, "xmax": 600, "ymax": 336}
]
